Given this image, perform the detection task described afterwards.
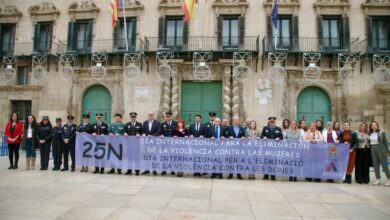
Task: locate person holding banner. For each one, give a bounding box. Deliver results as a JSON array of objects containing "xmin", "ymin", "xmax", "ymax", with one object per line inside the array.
[
  {"xmin": 322, "ymin": 121, "xmax": 340, "ymax": 183},
  {"xmin": 61, "ymin": 116, "xmax": 78, "ymax": 172},
  {"xmin": 282, "ymin": 119, "xmax": 290, "ymax": 139},
  {"xmin": 205, "ymin": 112, "xmax": 217, "ymax": 138},
  {"xmin": 174, "ymin": 119, "xmax": 189, "ymax": 177},
  {"xmin": 355, "ymin": 122, "xmax": 371, "ymax": 184},
  {"xmin": 108, "ymin": 114, "xmax": 126, "ymax": 174},
  {"xmin": 92, "ymin": 113, "xmax": 109, "ymax": 174},
  {"xmin": 286, "ymin": 120, "xmax": 301, "ymax": 182},
  {"xmin": 305, "ymin": 121, "xmax": 323, "ymax": 182},
  {"xmin": 261, "ymin": 116, "xmax": 283, "ymax": 181},
  {"xmin": 142, "ymin": 112, "xmax": 160, "ymax": 175},
  {"xmin": 189, "ymin": 114, "xmax": 206, "ymax": 177},
  {"xmin": 246, "ymin": 120, "xmax": 260, "ymax": 180},
  {"xmin": 298, "ymin": 120, "xmax": 308, "ymax": 139},
  {"xmin": 209, "ymin": 117, "xmax": 226, "ymax": 179},
  {"xmin": 369, "ymin": 121, "xmax": 390, "ymax": 186},
  {"xmin": 37, "ymin": 116, "xmax": 53, "ymax": 171},
  {"xmin": 160, "ymin": 112, "xmax": 177, "ymax": 176},
  {"xmin": 51, "ymin": 118, "xmax": 63, "ymax": 171},
  {"xmin": 227, "ymin": 116, "xmax": 246, "ymax": 180},
  {"xmin": 78, "ymin": 114, "xmax": 93, "ymax": 172},
  {"xmin": 340, "ymin": 122, "xmax": 358, "ymax": 184},
  {"xmin": 124, "ymin": 112, "xmax": 143, "ymax": 175}
]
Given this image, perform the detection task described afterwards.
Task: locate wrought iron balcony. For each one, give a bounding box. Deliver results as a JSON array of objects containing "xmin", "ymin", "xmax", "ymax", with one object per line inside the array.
[
  {"xmin": 262, "ymin": 37, "xmax": 360, "ymax": 54},
  {"xmin": 360, "ymin": 38, "xmax": 390, "ymax": 55},
  {"xmin": 62, "ymin": 38, "xmax": 144, "ymax": 54},
  {"xmin": 0, "ymin": 41, "xmax": 65, "ymax": 57},
  {"xmin": 144, "ymin": 36, "xmax": 259, "ymax": 52}
]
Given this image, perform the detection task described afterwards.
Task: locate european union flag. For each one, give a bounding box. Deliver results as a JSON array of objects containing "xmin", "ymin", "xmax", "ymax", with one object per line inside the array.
[{"xmin": 271, "ymin": 0, "xmax": 278, "ymax": 29}]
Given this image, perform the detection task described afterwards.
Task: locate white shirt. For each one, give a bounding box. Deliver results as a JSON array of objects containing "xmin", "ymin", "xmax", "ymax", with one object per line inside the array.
[
  {"xmin": 322, "ymin": 130, "xmax": 339, "ymax": 143},
  {"xmin": 27, "ymin": 125, "xmax": 32, "ymax": 138},
  {"xmin": 370, "ymin": 132, "xmax": 379, "ymax": 145},
  {"xmin": 148, "ymin": 120, "xmax": 153, "ymax": 131}
]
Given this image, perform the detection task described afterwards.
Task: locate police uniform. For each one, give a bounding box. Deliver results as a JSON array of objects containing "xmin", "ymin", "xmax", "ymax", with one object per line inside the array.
[
  {"xmin": 204, "ymin": 112, "xmax": 217, "ymax": 138},
  {"xmin": 37, "ymin": 116, "xmax": 53, "ymax": 170},
  {"xmin": 108, "ymin": 114, "xmax": 126, "ymax": 174},
  {"xmin": 79, "ymin": 114, "xmax": 92, "ymax": 172},
  {"xmin": 92, "ymin": 113, "xmax": 109, "ymax": 174},
  {"xmin": 124, "ymin": 112, "xmax": 143, "ymax": 175},
  {"xmin": 260, "ymin": 116, "xmax": 283, "ymax": 180},
  {"xmin": 52, "ymin": 118, "xmax": 63, "ymax": 171},
  {"xmin": 160, "ymin": 112, "xmax": 177, "ymax": 175},
  {"xmin": 61, "ymin": 115, "xmax": 78, "ymax": 172}
]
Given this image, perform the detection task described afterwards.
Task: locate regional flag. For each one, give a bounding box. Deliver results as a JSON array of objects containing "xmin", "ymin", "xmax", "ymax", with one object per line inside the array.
[
  {"xmin": 182, "ymin": 0, "xmax": 197, "ymax": 22},
  {"xmin": 109, "ymin": 0, "xmax": 120, "ymax": 27}
]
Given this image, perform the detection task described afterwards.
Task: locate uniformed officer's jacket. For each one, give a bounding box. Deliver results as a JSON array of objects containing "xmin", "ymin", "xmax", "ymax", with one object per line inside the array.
[
  {"xmin": 260, "ymin": 126, "xmax": 283, "ymax": 140},
  {"xmin": 79, "ymin": 123, "xmax": 93, "ymax": 134},
  {"xmin": 124, "ymin": 121, "xmax": 143, "ymax": 136},
  {"xmin": 160, "ymin": 120, "xmax": 177, "ymax": 137},
  {"xmin": 61, "ymin": 123, "xmax": 78, "ymax": 142},
  {"xmin": 93, "ymin": 121, "xmax": 109, "ymax": 135},
  {"xmin": 52, "ymin": 126, "xmax": 63, "ymax": 142},
  {"xmin": 109, "ymin": 122, "xmax": 125, "ymax": 135},
  {"xmin": 37, "ymin": 123, "xmax": 53, "ymax": 142}
]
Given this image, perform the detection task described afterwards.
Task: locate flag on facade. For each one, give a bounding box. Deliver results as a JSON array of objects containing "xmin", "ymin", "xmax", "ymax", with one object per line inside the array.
[
  {"xmin": 109, "ymin": 0, "xmax": 120, "ymax": 27},
  {"xmin": 271, "ymin": 0, "xmax": 278, "ymax": 29},
  {"xmin": 182, "ymin": 0, "xmax": 197, "ymax": 22}
]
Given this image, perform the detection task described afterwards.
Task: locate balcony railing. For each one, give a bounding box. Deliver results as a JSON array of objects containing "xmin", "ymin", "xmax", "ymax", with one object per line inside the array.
[
  {"xmin": 360, "ymin": 38, "xmax": 390, "ymax": 55},
  {"xmin": 262, "ymin": 37, "xmax": 360, "ymax": 54},
  {"xmin": 144, "ymin": 36, "xmax": 259, "ymax": 52},
  {"xmin": 0, "ymin": 41, "xmax": 65, "ymax": 57},
  {"xmin": 63, "ymin": 38, "xmax": 144, "ymax": 54}
]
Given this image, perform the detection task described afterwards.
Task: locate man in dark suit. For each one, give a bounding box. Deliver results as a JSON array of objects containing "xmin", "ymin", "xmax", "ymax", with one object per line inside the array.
[
  {"xmin": 124, "ymin": 112, "xmax": 143, "ymax": 175},
  {"xmin": 260, "ymin": 116, "xmax": 283, "ymax": 181},
  {"xmin": 189, "ymin": 114, "xmax": 206, "ymax": 177},
  {"xmin": 142, "ymin": 112, "xmax": 160, "ymax": 175},
  {"xmin": 226, "ymin": 115, "xmax": 246, "ymax": 180},
  {"xmin": 205, "ymin": 112, "xmax": 217, "ymax": 138},
  {"xmin": 208, "ymin": 117, "xmax": 226, "ymax": 179},
  {"xmin": 160, "ymin": 112, "xmax": 177, "ymax": 175},
  {"xmin": 92, "ymin": 113, "xmax": 109, "ymax": 174}
]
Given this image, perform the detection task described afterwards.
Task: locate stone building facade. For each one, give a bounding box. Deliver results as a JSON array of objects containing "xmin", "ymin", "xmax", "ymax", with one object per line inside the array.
[{"xmin": 0, "ymin": 0, "xmax": 389, "ymax": 132}]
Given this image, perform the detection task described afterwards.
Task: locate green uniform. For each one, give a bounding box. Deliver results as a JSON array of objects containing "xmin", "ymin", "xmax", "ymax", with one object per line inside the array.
[{"xmin": 108, "ymin": 122, "xmax": 125, "ymax": 135}]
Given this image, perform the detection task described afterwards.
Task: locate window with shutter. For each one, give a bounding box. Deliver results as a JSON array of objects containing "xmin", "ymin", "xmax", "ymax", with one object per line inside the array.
[
  {"xmin": 165, "ymin": 17, "xmax": 184, "ymax": 51},
  {"xmin": 0, "ymin": 24, "xmax": 15, "ymax": 56},
  {"xmin": 272, "ymin": 16, "xmax": 292, "ymax": 50},
  {"xmin": 115, "ymin": 17, "xmax": 137, "ymax": 52},
  {"xmin": 222, "ymin": 16, "xmax": 239, "ymax": 49},
  {"xmin": 321, "ymin": 16, "xmax": 341, "ymax": 51},
  {"xmin": 33, "ymin": 22, "xmax": 52, "ymax": 54},
  {"xmin": 372, "ymin": 17, "xmax": 390, "ymax": 53}
]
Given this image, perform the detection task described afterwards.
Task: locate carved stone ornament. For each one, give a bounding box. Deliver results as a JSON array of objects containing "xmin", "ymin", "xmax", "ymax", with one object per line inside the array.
[
  {"xmin": 314, "ymin": 0, "xmax": 350, "ymax": 15},
  {"xmin": 29, "ymin": 2, "xmax": 60, "ymax": 22},
  {"xmin": 263, "ymin": 0, "xmax": 300, "ymax": 16},
  {"xmin": 158, "ymin": 0, "xmax": 183, "ymax": 16},
  {"xmin": 361, "ymin": 0, "xmax": 390, "ymax": 15},
  {"xmin": 68, "ymin": 0, "xmax": 100, "ymax": 20},
  {"xmin": 0, "ymin": 5, "xmax": 22, "ymax": 23},
  {"xmin": 118, "ymin": 0, "xmax": 144, "ymax": 17},
  {"xmin": 212, "ymin": 0, "xmax": 249, "ymax": 17}
]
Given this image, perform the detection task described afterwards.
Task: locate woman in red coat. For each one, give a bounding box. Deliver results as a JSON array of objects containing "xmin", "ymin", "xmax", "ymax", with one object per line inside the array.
[{"xmin": 4, "ymin": 112, "xmax": 23, "ymax": 169}]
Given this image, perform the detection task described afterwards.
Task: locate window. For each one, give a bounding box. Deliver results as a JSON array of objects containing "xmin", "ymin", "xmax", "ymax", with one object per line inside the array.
[
  {"xmin": 33, "ymin": 22, "xmax": 52, "ymax": 54},
  {"xmin": 372, "ymin": 18, "xmax": 390, "ymax": 50},
  {"xmin": 165, "ymin": 18, "xmax": 183, "ymax": 48},
  {"xmin": 322, "ymin": 18, "xmax": 341, "ymax": 49},
  {"xmin": 273, "ymin": 17, "xmax": 291, "ymax": 49},
  {"xmin": 67, "ymin": 20, "xmax": 93, "ymax": 53},
  {"xmin": 222, "ymin": 17, "xmax": 238, "ymax": 48},
  {"xmin": 0, "ymin": 24, "xmax": 15, "ymax": 56},
  {"xmin": 16, "ymin": 66, "xmax": 29, "ymax": 86},
  {"xmin": 115, "ymin": 18, "xmax": 137, "ymax": 51},
  {"xmin": 11, "ymin": 100, "xmax": 31, "ymax": 122}
]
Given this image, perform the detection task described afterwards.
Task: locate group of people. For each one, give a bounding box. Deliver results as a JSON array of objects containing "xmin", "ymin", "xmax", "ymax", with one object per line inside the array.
[{"xmin": 4, "ymin": 111, "xmax": 390, "ymax": 186}]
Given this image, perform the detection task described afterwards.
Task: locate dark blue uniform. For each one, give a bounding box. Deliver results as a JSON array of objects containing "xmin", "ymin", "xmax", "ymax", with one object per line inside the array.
[
  {"xmin": 78, "ymin": 122, "xmax": 93, "ymax": 134},
  {"xmin": 92, "ymin": 121, "xmax": 108, "ymax": 174},
  {"xmin": 160, "ymin": 120, "xmax": 176, "ymax": 175},
  {"xmin": 260, "ymin": 125, "xmax": 283, "ymax": 180},
  {"xmin": 52, "ymin": 126, "xmax": 63, "ymax": 170},
  {"xmin": 61, "ymin": 123, "xmax": 78, "ymax": 171},
  {"xmin": 37, "ymin": 124, "xmax": 52, "ymax": 170},
  {"xmin": 124, "ymin": 121, "xmax": 143, "ymax": 175}
]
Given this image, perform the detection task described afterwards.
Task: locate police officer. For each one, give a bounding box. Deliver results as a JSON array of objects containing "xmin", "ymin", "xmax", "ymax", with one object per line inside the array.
[
  {"xmin": 108, "ymin": 114, "xmax": 125, "ymax": 174},
  {"xmin": 79, "ymin": 114, "xmax": 93, "ymax": 172},
  {"xmin": 189, "ymin": 114, "xmax": 206, "ymax": 177},
  {"xmin": 52, "ymin": 118, "xmax": 63, "ymax": 171},
  {"xmin": 260, "ymin": 116, "xmax": 283, "ymax": 180},
  {"xmin": 38, "ymin": 116, "xmax": 52, "ymax": 171},
  {"xmin": 141, "ymin": 112, "xmax": 161, "ymax": 175},
  {"xmin": 205, "ymin": 112, "xmax": 217, "ymax": 138},
  {"xmin": 92, "ymin": 113, "xmax": 109, "ymax": 174},
  {"xmin": 160, "ymin": 112, "xmax": 177, "ymax": 175},
  {"xmin": 61, "ymin": 115, "xmax": 78, "ymax": 172},
  {"xmin": 124, "ymin": 112, "xmax": 143, "ymax": 175}
]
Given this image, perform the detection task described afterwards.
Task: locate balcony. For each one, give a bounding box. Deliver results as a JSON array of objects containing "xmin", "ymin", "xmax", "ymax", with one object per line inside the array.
[
  {"xmin": 144, "ymin": 36, "xmax": 260, "ymax": 53},
  {"xmin": 62, "ymin": 38, "xmax": 144, "ymax": 55},
  {"xmin": 0, "ymin": 41, "xmax": 65, "ymax": 57},
  {"xmin": 262, "ymin": 37, "xmax": 360, "ymax": 54},
  {"xmin": 360, "ymin": 38, "xmax": 390, "ymax": 56}
]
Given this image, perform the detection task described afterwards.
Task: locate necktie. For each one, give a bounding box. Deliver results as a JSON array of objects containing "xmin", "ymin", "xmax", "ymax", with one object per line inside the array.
[
  {"xmin": 215, "ymin": 127, "xmax": 219, "ymax": 139},
  {"xmin": 196, "ymin": 124, "xmax": 199, "ymax": 131},
  {"xmin": 132, "ymin": 122, "xmax": 135, "ymax": 127}
]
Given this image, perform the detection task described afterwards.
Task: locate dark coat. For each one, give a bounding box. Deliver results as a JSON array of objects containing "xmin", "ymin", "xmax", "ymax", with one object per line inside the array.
[
  {"xmin": 78, "ymin": 123, "xmax": 93, "ymax": 134},
  {"xmin": 21, "ymin": 124, "xmax": 39, "ymax": 150},
  {"xmin": 260, "ymin": 126, "xmax": 283, "ymax": 140},
  {"xmin": 124, "ymin": 121, "xmax": 143, "ymax": 136},
  {"xmin": 340, "ymin": 130, "xmax": 358, "ymax": 149},
  {"xmin": 142, "ymin": 120, "xmax": 161, "ymax": 136},
  {"xmin": 226, "ymin": 125, "xmax": 246, "ymax": 138},
  {"xmin": 188, "ymin": 123, "xmax": 207, "ymax": 137},
  {"xmin": 208, "ymin": 126, "xmax": 227, "ymax": 139},
  {"xmin": 160, "ymin": 121, "xmax": 177, "ymax": 137},
  {"xmin": 92, "ymin": 122, "xmax": 109, "ymax": 135}
]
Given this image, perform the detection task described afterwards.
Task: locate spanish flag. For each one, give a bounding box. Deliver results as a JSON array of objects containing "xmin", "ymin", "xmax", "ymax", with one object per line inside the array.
[
  {"xmin": 182, "ymin": 0, "xmax": 197, "ymax": 22},
  {"xmin": 109, "ymin": 0, "xmax": 119, "ymax": 27}
]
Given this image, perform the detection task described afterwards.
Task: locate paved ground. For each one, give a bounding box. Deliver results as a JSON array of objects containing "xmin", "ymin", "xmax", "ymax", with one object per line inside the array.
[{"xmin": 0, "ymin": 156, "xmax": 389, "ymax": 220}]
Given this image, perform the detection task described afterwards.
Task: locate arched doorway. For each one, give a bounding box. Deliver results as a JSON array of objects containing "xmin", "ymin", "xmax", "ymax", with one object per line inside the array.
[
  {"xmin": 82, "ymin": 85, "xmax": 112, "ymax": 123},
  {"xmin": 297, "ymin": 86, "xmax": 331, "ymax": 124}
]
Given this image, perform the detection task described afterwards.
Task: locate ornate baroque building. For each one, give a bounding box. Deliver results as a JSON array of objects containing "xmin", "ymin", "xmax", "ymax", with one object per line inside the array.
[{"xmin": 0, "ymin": 0, "xmax": 389, "ymax": 131}]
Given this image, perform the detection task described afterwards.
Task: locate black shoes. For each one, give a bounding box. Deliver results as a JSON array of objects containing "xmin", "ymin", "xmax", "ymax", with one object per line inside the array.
[
  {"xmin": 61, "ymin": 168, "xmax": 68, "ymax": 171},
  {"xmin": 125, "ymin": 170, "xmax": 132, "ymax": 175},
  {"xmin": 271, "ymin": 176, "xmax": 276, "ymax": 181}
]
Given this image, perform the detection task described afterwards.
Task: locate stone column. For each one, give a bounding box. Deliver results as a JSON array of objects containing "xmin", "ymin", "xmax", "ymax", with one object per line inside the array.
[
  {"xmin": 171, "ymin": 74, "xmax": 179, "ymax": 120},
  {"xmin": 222, "ymin": 73, "xmax": 232, "ymax": 121},
  {"xmin": 232, "ymin": 79, "xmax": 240, "ymax": 118}
]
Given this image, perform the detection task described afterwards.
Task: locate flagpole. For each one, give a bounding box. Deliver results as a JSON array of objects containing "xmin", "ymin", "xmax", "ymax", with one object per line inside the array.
[
  {"xmin": 275, "ymin": 27, "xmax": 277, "ymax": 50},
  {"xmin": 122, "ymin": 0, "xmax": 129, "ymax": 51}
]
